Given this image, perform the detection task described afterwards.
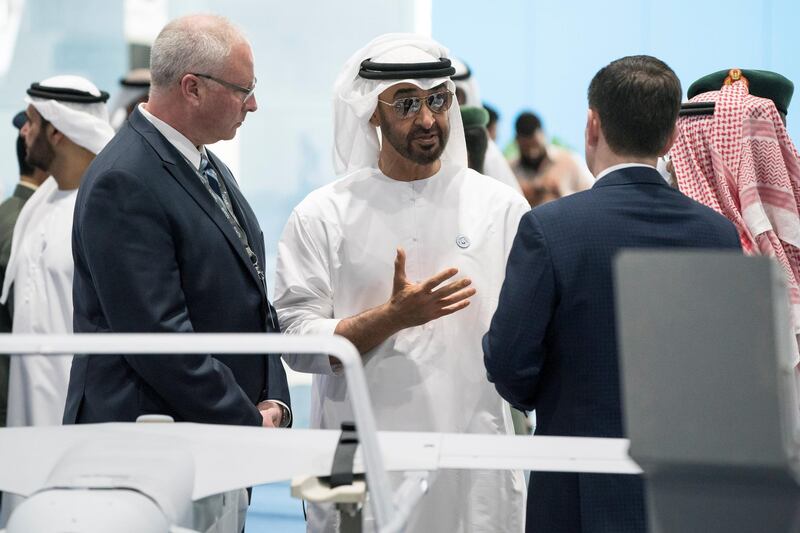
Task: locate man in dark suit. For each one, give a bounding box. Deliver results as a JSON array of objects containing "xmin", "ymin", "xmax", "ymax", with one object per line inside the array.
[
  {"xmin": 483, "ymin": 55, "xmax": 742, "ymax": 532},
  {"xmin": 64, "ymin": 14, "xmax": 290, "ymax": 428}
]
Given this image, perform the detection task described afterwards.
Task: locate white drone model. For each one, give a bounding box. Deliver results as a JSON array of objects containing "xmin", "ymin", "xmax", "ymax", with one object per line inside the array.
[{"xmin": 0, "ymin": 334, "xmax": 640, "ymax": 533}]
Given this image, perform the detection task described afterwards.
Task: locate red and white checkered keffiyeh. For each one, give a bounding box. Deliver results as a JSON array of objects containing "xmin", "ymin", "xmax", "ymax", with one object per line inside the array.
[{"xmin": 671, "ymin": 79, "xmax": 800, "ymax": 341}]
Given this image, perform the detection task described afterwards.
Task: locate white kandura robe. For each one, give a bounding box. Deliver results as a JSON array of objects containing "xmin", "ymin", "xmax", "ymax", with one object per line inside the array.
[
  {"xmin": 274, "ymin": 163, "xmax": 529, "ymax": 533},
  {"xmin": 0, "ymin": 177, "xmax": 76, "ymax": 427}
]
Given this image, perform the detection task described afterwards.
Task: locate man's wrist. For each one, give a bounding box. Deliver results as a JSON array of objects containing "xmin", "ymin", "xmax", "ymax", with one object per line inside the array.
[
  {"xmin": 379, "ymin": 300, "xmax": 405, "ymax": 333},
  {"xmin": 257, "ymin": 400, "xmax": 291, "ymax": 427},
  {"xmin": 279, "ymin": 404, "xmax": 290, "ymax": 427}
]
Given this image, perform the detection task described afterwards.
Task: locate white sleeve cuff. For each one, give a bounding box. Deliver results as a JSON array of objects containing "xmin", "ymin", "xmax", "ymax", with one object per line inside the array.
[{"xmin": 281, "ymin": 318, "xmax": 343, "ymax": 375}]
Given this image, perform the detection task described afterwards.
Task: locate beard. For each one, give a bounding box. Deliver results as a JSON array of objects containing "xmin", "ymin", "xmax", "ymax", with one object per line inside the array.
[
  {"xmin": 519, "ymin": 151, "xmax": 546, "ymax": 172},
  {"xmin": 25, "ymin": 129, "xmax": 55, "ymax": 172},
  {"xmin": 380, "ymin": 113, "xmax": 450, "ymax": 165}
]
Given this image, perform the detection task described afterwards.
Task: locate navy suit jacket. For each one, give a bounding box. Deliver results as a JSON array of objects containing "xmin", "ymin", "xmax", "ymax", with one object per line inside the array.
[
  {"xmin": 483, "ymin": 166, "xmax": 741, "ymax": 532},
  {"xmin": 64, "ymin": 108, "xmax": 289, "ymax": 427}
]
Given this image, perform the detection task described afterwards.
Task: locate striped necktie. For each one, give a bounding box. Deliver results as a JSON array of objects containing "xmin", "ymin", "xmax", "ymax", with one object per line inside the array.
[{"xmin": 199, "ymin": 154, "xmax": 223, "ymax": 198}]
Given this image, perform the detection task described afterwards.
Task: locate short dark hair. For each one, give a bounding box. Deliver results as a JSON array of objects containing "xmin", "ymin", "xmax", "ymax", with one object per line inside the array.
[
  {"xmin": 16, "ymin": 135, "xmax": 34, "ymax": 176},
  {"xmin": 588, "ymin": 55, "xmax": 681, "ymax": 157},
  {"xmin": 464, "ymin": 125, "xmax": 488, "ymax": 174},
  {"xmin": 515, "ymin": 111, "xmax": 542, "ymax": 137},
  {"xmin": 484, "ymin": 103, "xmax": 499, "ymax": 128}
]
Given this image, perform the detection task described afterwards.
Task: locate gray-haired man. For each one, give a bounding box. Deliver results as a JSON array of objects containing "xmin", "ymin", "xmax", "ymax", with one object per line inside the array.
[{"xmin": 64, "ymin": 14, "xmax": 290, "ymax": 429}]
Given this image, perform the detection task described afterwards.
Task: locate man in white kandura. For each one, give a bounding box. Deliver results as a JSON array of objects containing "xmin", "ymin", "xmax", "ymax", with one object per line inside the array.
[
  {"xmin": 0, "ymin": 76, "xmax": 113, "ymax": 428},
  {"xmin": 274, "ymin": 34, "xmax": 528, "ymax": 532},
  {"xmin": 0, "ymin": 75, "xmax": 113, "ymax": 525}
]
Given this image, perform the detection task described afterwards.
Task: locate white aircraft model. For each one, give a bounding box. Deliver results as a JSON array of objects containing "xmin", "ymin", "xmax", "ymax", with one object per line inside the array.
[{"xmin": 0, "ymin": 335, "xmax": 640, "ymax": 533}]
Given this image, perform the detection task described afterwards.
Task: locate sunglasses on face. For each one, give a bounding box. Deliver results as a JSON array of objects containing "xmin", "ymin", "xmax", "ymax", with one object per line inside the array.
[{"xmin": 378, "ymin": 90, "xmax": 453, "ymax": 119}]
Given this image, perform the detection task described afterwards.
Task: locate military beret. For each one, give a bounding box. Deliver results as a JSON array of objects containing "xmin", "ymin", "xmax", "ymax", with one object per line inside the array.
[
  {"xmin": 688, "ymin": 68, "xmax": 794, "ymax": 115},
  {"xmin": 12, "ymin": 110, "xmax": 26, "ymax": 129},
  {"xmin": 460, "ymin": 105, "xmax": 489, "ymax": 129}
]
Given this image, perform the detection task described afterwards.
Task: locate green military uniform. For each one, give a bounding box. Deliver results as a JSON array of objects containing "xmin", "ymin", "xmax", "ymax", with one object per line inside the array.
[{"xmin": 0, "ymin": 183, "xmax": 37, "ymax": 426}]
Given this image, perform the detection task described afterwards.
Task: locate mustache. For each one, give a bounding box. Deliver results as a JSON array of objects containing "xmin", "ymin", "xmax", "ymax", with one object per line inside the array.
[{"xmin": 410, "ymin": 125, "xmax": 442, "ymax": 139}]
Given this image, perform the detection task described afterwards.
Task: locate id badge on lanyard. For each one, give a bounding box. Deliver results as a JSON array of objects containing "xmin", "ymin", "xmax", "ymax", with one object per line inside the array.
[{"xmin": 198, "ymin": 157, "xmax": 278, "ymax": 331}]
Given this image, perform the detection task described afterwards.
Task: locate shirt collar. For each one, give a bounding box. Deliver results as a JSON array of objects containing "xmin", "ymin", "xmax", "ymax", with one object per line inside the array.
[
  {"xmin": 594, "ymin": 162, "xmax": 656, "ymax": 182},
  {"xmin": 138, "ymin": 103, "xmax": 208, "ymax": 170},
  {"xmin": 17, "ymin": 181, "xmax": 39, "ymax": 192}
]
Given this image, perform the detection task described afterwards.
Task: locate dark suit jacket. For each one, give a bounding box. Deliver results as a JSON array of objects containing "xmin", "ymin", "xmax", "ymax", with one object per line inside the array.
[
  {"xmin": 0, "ymin": 183, "xmax": 36, "ymax": 426},
  {"xmin": 64, "ymin": 108, "xmax": 289, "ymax": 427},
  {"xmin": 0, "ymin": 183, "xmax": 35, "ymax": 333},
  {"xmin": 483, "ymin": 166, "xmax": 742, "ymax": 533}
]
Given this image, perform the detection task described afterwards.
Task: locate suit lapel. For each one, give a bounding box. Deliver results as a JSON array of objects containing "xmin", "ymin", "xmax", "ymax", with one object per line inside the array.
[
  {"xmin": 207, "ymin": 151, "xmax": 260, "ymax": 252},
  {"xmin": 128, "ymin": 110, "xmax": 265, "ymax": 297}
]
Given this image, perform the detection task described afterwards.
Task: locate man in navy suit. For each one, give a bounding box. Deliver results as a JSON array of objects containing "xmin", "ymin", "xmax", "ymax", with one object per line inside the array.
[
  {"xmin": 64, "ymin": 14, "xmax": 290, "ymax": 428},
  {"xmin": 483, "ymin": 55, "xmax": 741, "ymax": 532}
]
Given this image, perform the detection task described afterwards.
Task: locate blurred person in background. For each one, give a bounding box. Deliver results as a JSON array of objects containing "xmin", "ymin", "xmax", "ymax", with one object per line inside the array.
[
  {"xmin": 484, "ymin": 102, "xmax": 499, "ymax": 141},
  {"xmin": 461, "ymin": 105, "xmax": 490, "ymax": 173},
  {"xmin": 0, "ymin": 112, "xmax": 49, "ymax": 428},
  {"xmin": 510, "ymin": 110, "xmax": 594, "ymax": 206},
  {"xmin": 1, "ymin": 76, "xmax": 113, "ymax": 429},
  {"xmin": 0, "ymin": 75, "xmax": 113, "ymax": 524},
  {"xmin": 452, "ymin": 57, "xmax": 523, "ymax": 194},
  {"xmin": 109, "ymin": 67, "xmax": 151, "ymax": 130}
]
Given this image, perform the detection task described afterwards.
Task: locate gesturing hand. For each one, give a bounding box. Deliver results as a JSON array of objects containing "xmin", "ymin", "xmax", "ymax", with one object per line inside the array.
[
  {"xmin": 388, "ymin": 247, "xmax": 476, "ymax": 329},
  {"xmin": 332, "ymin": 248, "xmax": 478, "ymax": 354}
]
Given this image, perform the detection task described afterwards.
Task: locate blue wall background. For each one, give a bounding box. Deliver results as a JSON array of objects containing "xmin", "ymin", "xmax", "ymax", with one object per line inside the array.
[{"xmin": 433, "ymin": 0, "xmax": 800, "ymax": 153}]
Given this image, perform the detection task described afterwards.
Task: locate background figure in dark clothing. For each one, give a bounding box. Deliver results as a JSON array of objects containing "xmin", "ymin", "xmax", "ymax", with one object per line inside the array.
[
  {"xmin": 0, "ymin": 112, "xmax": 48, "ymax": 428},
  {"xmin": 461, "ymin": 105, "xmax": 490, "ymax": 173}
]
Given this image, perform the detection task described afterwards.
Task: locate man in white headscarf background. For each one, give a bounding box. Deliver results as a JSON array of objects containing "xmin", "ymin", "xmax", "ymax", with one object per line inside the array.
[
  {"xmin": 1, "ymin": 76, "xmax": 113, "ymax": 429},
  {"xmin": 109, "ymin": 68, "xmax": 151, "ymax": 131},
  {"xmin": 0, "ymin": 75, "xmax": 113, "ymax": 522},
  {"xmin": 274, "ymin": 34, "xmax": 527, "ymax": 532},
  {"xmin": 451, "ymin": 57, "xmax": 523, "ymax": 195}
]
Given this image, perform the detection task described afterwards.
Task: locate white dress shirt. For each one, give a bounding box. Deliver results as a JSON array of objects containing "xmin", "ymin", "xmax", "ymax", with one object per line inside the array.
[{"xmin": 594, "ymin": 162, "xmax": 657, "ymax": 181}]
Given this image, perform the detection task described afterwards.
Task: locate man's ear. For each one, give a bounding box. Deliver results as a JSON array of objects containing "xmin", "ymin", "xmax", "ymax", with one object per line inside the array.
[
  {"xmin": 658, "ymin": 124, "xmax": 679, "ymax": 157},
  {"xmin": 585, "ymin": 108, "xmax": 600, "ymax": 149},
  {"xmin": 47, "ymin": 124, "xmax": 64, "ymax": 145},
  {"xmin": 179, "ymin": 74, "xmax": 202, "ymax": 107},
  {"xmin": 369, "ymin": 107, "xmax": 381, "ymax": 127}
]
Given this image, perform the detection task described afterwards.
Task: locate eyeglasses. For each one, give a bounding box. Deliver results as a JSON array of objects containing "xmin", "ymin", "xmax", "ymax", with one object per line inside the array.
[
  {"xmin": 191, "ymin": 73, "xmax": 257, "ymax": 103},
  {"xmin": 378, "ymin": 90, "xmax": 453, "ymax": 119}
]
